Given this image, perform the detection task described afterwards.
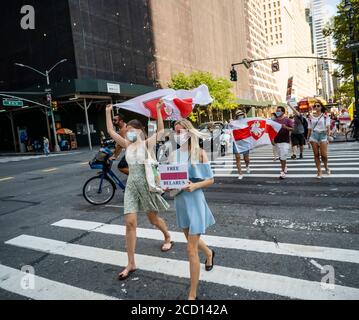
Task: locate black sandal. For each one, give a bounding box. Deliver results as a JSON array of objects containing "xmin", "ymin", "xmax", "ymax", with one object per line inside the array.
[{"xmin": 205, "ymin": 250, "xmax": 215, "ymax": 271}]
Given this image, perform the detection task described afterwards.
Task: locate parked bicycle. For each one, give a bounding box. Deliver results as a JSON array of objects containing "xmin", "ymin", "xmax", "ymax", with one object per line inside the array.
[
  {"xmin": 83, "ymin": 146, "xmax": 126, "ymax": 205},
  {"xmin": 346, "ymin": 129, "xmax": 359, "ymax": 142}
]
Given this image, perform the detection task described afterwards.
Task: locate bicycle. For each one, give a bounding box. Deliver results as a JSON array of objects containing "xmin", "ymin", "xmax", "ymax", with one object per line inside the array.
[
  {"xmin": 346, "ymin": 128, "xmax": 359, "ymax": 142},
  {"xmin": 83, "ymin": 147, "xmax": 126, "ymax": 205}
]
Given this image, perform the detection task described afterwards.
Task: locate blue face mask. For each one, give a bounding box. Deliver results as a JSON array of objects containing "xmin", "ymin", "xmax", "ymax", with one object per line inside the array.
[
  {"xmin": 127, "ymin": 131, "xmax": 137, "ymax": 142},
  {"xmin": 276, "ymin": 111, "xmax": 283, "ymax": 117}
]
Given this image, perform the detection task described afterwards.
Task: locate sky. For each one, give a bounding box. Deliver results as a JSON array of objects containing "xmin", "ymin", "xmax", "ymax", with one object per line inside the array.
[{"xmin": 324, "ymin": 0, "xmax": 341, "ymax": 17}]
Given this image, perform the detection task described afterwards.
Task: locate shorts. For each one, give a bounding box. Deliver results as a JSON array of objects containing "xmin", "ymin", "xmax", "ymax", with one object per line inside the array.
[
  {"xmin": 117, "ymin": 155, "xmax": 128, "ymax": 169},
  {"xmin": 233, "ymin": 143, "xmax": 250, "ymax": 156},
  {"xmin": 309, "ymin": 131, "xmax": 328, "ymax": 145},
  {"xmin": 291, "ymin": 133, "xmax": 305, "ymax": 146},
  {"xmin": 276, "ymin": 143, "xmax": 290, "ymax": 161}
]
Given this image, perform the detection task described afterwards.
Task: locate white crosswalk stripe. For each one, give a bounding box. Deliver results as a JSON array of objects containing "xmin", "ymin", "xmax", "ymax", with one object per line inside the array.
[
  {"xmin": 2, "ymin": 218, "xmax": 359, "ymax": 300},
  {"xmin": 0, "ymin": 264, "xmax": 118, "ymax": 300},
  {"xmin": 211, "ymin": 144, "xmax": 359, "ymax": 178}
]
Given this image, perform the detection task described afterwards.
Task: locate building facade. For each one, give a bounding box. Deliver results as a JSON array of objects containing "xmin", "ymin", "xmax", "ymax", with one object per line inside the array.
[
  {"xmin": 263, "ymin": 0, "xmax": 317, "ymax": 102},
  {"xmin": 243, "ymin": 0, "xmax": 282, "ymax": 103},
  {"xmin": 310, "ymin": 0, "xmax": 335, "ymax": 101}
]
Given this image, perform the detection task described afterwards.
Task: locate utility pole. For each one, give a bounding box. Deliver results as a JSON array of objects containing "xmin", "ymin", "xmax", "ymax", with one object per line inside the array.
[{"xmin": 14, "ymin": 59, "xmax": 67, "ymax": 152}]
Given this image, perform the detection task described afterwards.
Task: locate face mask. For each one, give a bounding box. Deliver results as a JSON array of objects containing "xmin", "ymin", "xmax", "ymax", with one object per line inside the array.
[
  {"xmin": 276, "ymin": 111, "xmax": 283, "ymax": 117},
  {"xmin": 174, "ymin": 133, "xmax": 190, "ymax": 146},
  {"xmin": 237, "ymin": 115, "xmax": 245, "ymax": 120},
  {"xmin": 127, "ymin": 131, "xmax": 137, "ymax": 142}
]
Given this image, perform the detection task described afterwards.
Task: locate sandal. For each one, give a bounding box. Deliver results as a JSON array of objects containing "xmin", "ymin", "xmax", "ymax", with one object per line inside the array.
[
  {"xmin": 161, "ymin": 241, "xmax": 174, "ymax": 252},
  {"xmin": 117, "ymin": 268, "xmax": 136, "ymax": 281}
]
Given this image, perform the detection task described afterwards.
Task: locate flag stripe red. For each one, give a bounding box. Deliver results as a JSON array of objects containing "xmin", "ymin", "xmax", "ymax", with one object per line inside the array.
[{"xmin": 233, "ymin": 128, "xmax": 251, "ymax": 141}]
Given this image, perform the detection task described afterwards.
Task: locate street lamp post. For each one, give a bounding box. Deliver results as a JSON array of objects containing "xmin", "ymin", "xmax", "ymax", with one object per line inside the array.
[
  {"xmin": 344, "ymin": 0, "xmax": 359, "ymax": 124},
  {"xmin": 14, "ymin": 59, "xmax": 67, "ymax": 152}
]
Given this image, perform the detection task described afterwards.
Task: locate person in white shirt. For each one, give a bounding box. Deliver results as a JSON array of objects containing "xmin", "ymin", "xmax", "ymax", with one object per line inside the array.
[{"xmin": 307, "ymin": 101, "xmax": 331, "ymax": 179}]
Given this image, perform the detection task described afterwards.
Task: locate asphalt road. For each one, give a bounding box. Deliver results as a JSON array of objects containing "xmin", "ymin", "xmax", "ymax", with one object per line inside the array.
[{"xmin": 0, "ymin": 143, "xmax": 359, "ymax": 300}]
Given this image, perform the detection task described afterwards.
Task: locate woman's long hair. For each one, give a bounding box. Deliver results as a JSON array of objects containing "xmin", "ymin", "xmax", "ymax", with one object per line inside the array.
[
  {"xmin": 315, "ymin": 99, "xmax": 327, "ymax": 114},
  {"xmin": 174, "ymin": 119, "xmax": 209, "ymax": 163}
]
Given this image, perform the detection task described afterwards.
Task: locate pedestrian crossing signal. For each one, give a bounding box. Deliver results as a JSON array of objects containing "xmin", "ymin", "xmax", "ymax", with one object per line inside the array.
[{"xmin": 230, "ymin": 68, "xmax": 238, "ymax": 82}]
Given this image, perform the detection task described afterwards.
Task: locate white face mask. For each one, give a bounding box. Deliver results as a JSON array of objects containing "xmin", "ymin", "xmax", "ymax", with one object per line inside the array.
[
  {"xmin": 174, "ymin": 133, "xmax": 190, "ymax": 146},
  {"xmin": 127, "ymin": 131, "xmax": 137, "ymax": 142}
]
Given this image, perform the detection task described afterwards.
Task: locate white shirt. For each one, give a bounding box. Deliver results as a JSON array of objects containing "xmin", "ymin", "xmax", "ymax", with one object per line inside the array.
[{"xmin": 308, "ymin": 115, "xmax": 331, "ymax": 132}]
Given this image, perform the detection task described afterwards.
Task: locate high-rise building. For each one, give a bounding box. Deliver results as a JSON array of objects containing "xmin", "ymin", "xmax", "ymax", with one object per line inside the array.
[
  {"xmin": 243, "ymin": 0, "xmax": 282, "ymax": 103},
  {"xmin": 310, "ymin": 0, "xmax": 335, "ymax": 101},
  {"xmin": 263, "ymin": 0, "xmax": 317, "ymax": 102}
]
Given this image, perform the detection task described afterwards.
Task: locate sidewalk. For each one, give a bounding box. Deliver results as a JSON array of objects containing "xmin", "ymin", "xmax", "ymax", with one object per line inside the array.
[{"xmin": 0, "ymin": 146, "xmax": 93, "ymax": 157}]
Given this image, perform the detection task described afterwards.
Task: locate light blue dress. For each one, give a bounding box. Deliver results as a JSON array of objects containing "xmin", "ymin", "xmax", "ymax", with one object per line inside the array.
[{"xmin": 173, "ymin": 150, "xmax": 215, "ymax": 235}]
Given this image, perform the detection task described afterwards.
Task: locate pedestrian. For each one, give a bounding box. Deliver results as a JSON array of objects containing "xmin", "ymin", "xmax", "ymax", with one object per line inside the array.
[
  {"xmin": 220, "ymin": 129, "xmax": 231, "ymax": 157},
  {"xmin": 273, "ymin": 106, "xmax": 294, "ymax": 179},
  {"xmin": 288, "ymin": 105, "xmax": 307, "ymax": 160},
  {"xmin": 232, "ymin": 110, "xmax": 251, "ymax": 180},
  {"xmin": 43, "ymin": 137, "xmax": 50, "ymax": 156},
  {"xmin": 110, "ymin": 113, "xmax": 129, "ymax": 175},
  {"xmin": 105, "ymin": 102, "xmax": 173, "ymax": 281},
  {"xmin": 271, "ymin": 113, "xmax": 278, "ymax": 161},
  {"xmin": 167, "ymin": 119, "xmax": 215, "ymax": 301},
  {"xmin": 307, "ymin": 101, "xmax": 332, "ymax": 179}
]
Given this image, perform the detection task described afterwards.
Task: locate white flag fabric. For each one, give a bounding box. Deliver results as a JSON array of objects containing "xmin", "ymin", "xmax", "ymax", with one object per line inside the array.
[
  {"xmin": 229, "ymin": 118, "xmax": 282, "ymax": 153},
  {"xmin": 113, "ymin": 85, "xmax": 213, "ymax": 120}
]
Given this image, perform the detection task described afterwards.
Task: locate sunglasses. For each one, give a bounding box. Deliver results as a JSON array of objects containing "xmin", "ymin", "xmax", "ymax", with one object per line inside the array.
[{"xmin": 314, "ymin": 104, "xmax": 321, "ymax": 108}]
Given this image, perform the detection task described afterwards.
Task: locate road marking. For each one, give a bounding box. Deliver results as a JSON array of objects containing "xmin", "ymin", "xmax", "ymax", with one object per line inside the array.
[
  {"xmin": 213, "ymin": 168, "xmax": 359, "ymax": 172},
  {"xmin": 310, "ymin": 260, "xmax": 324, "ymax": 271},
  {"xmin": 42, "ymin": 168, "xmax": 58, "ymax": 173},
  {"xmin": 0, "ymin": 177, "xmax": 14, "ymax": 182},
  {"xmin": 5, "ymin": 235, "xmax": 359, "ymax": 300},
  {"xmin": 214, "ymin": 173, "xmax": 359, "ymax": 178},
  {"xmin": 51, "ymin": 219, "xmax": 359, "ymax": 264},
  {"xmin": 0, "ymin": 264, "xmax": 118, "ymax": 300},
  {"xmin": 80, "ymin": 162, "xmax": 89, "ymax": 166},
  {"xmin": 211, "ymin": 157, "xmax": 359, "ymax": 163},
  {"xmin": 211, "ymin": 163, "xmax": 359, "ymax": 168}
]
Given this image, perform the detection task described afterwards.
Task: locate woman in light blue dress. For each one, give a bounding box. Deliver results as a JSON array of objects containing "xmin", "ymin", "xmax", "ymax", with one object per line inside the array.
[{"xmin": 167, "ymin": 119, "xmax": 215, "ymax": 300}]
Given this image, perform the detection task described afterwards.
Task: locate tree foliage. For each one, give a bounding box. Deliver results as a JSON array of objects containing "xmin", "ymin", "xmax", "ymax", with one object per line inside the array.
[
  {"xmin": 168, "ymin": 71, "xmax": 237, "ymax": 122},
  {"xmin": 323, "ymin": 0, "xmax": 359, "ymax": 79}
]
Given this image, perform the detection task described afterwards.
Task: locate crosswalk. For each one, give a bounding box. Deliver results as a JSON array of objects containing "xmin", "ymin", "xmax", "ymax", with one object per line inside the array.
[
  {"xmin": 2, "ymin": 217, "xmax": 359, "ymax": 300},
  {"xmin": 211, "ymin": 143, "xmax": 359, "ymax": 178}
]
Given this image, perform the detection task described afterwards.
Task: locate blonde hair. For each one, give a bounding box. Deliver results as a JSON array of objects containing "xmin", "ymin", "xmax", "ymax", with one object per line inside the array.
[{"xmin": 174, "ymin": 119, "xmax": 209, "ymax": 163}]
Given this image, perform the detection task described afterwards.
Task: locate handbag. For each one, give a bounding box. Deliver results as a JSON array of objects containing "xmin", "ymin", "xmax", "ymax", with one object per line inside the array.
[{"xmin": 144, "ymin": 146, "xmax": 164, "ymax": 194}]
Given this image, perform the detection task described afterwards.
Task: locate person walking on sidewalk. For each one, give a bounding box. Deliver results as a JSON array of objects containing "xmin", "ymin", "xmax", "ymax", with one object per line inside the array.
[
  {"xmin": 167, "ymin": 119, "xmax": 216, "ymax": 301},
  {"xmin": 106, "ymin": 102, "xmax": 173, "ymax": 281},
  {"xmin": 43, "ymin": 137, "xmax": 50, "ymax": 156},
  {"xmin": 307, "ymin": 101, "xmax": 332, "ymax": 179},
  {"xmin": 274, "ymin": 107, "xmax": 293, "ymax": 179}
]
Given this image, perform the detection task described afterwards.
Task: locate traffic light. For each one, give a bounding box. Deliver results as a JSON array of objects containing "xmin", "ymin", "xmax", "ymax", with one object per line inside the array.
[
  {"xmin": 51, "ymin": 101, "xmax": 58, "ymax": 111},
  {"xmin": 230, "ymin": 67, "xmax": 238, "ymax": 82},
  {"xmin": 272, "ymin": 60, "xmax": 280, "ymax": 72}
]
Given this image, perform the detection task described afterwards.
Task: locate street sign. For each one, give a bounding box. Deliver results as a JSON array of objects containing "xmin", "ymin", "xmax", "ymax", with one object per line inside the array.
[{"xmin": 2, "ymin": 99, "xmax": 24, "ymax": 107}]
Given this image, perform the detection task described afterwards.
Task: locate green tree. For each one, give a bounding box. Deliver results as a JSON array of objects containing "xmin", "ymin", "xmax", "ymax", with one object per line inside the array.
[
  {"xmin": 168, "ymin": 71, "xmax": 237, "ymax": 123},
  {"xmin": 323, "ymin": 0, "xmax": 359, "ymax": 79}
]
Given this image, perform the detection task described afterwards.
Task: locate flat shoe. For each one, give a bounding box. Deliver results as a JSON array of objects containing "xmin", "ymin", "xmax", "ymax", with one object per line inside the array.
[
  {"xmin": 161, "ymin": 241, "xmax": 174, "ymax": 252},
  {"xmin": 205, "ymin": 250, "xmax": 215, "ymax": 271},
  {"xmin": 117, "ymin": 269, "xmax": 136, "ymax": 281}
]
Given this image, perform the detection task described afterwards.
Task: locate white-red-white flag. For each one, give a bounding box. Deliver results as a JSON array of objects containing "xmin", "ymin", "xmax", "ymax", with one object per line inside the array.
[
  {"xmin": 113, "ymin": 85, "xmax": 213, "ymax": 120},
  {"xmin": 230, "ymin": 118, "xmax": 282, "ymax": 153}
]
